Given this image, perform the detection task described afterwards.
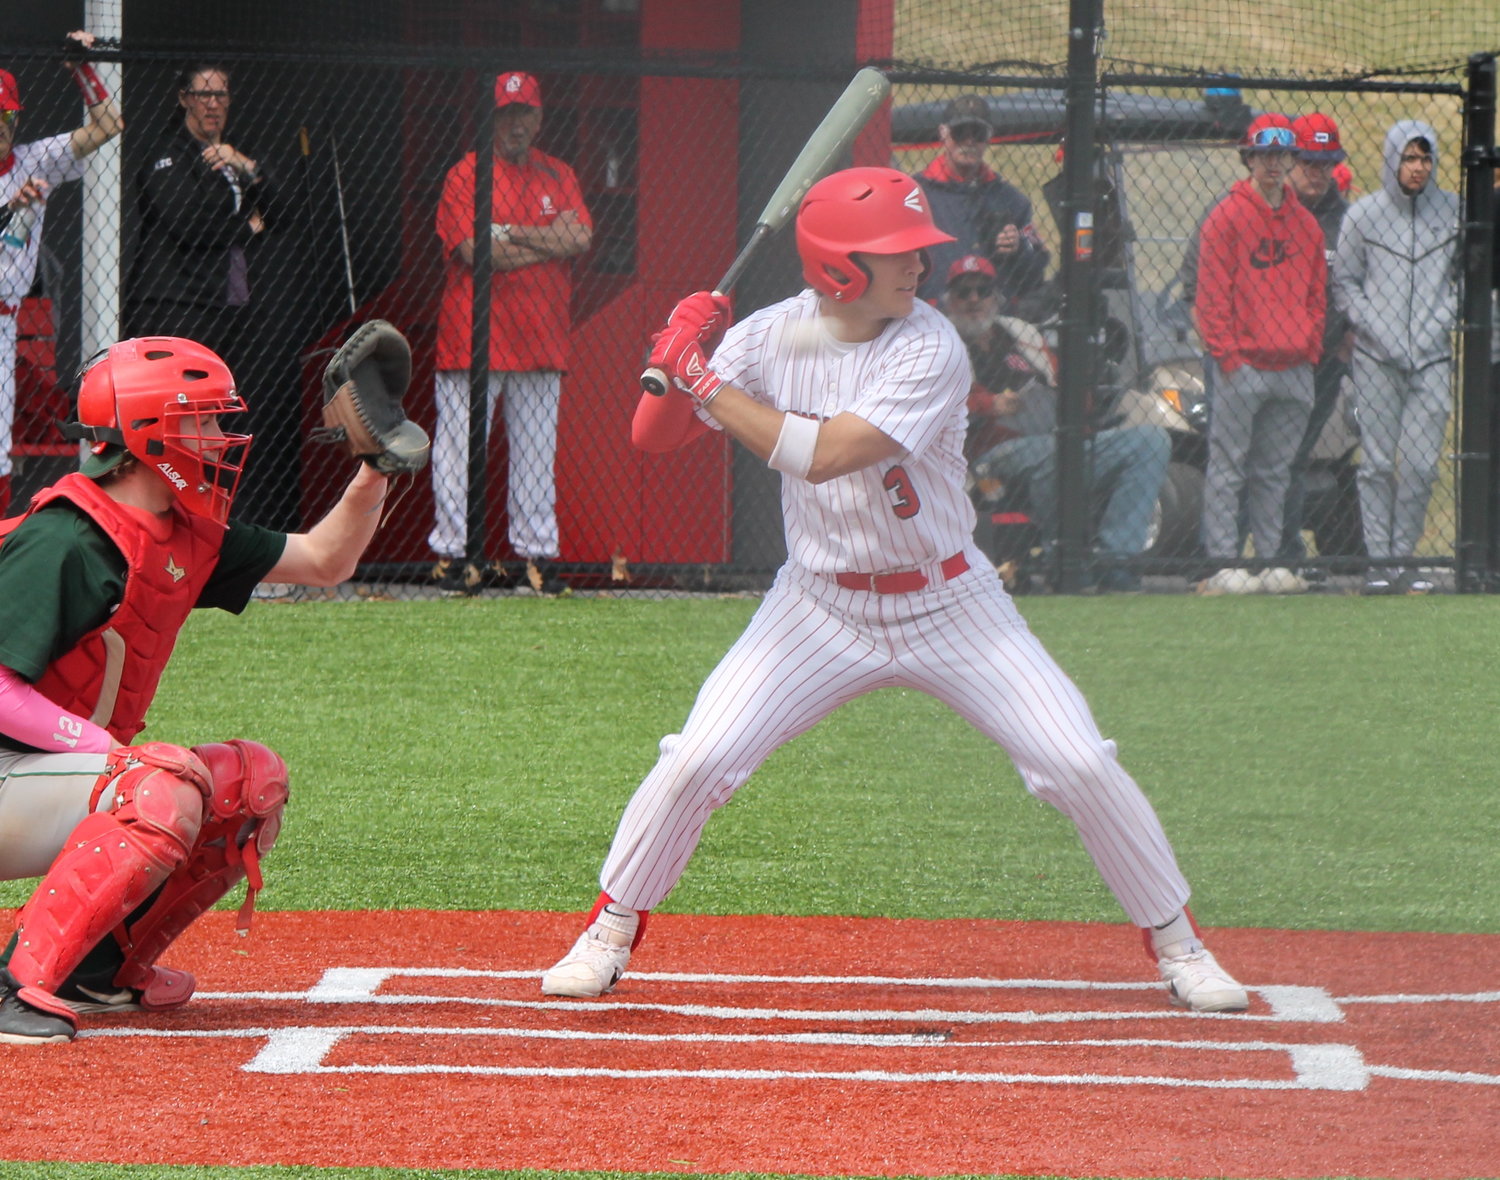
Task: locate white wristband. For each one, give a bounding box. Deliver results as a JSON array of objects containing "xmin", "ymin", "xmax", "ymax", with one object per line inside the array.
[{"xmin": 767, "ymin": 412, "xmax": 819, "ymax": 479}]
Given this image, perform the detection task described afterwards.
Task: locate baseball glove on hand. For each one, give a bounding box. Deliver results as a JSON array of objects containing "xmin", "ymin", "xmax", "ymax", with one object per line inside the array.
[{"xmin": 317, "ymin": 320, "xmax": 430, "ymax": 475}]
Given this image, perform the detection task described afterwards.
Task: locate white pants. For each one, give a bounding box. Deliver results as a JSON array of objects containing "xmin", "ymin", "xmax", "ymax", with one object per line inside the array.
[
  {"xmin": 427, "ymin": 369, "xmax": 561, "ymax": 560},
  {"xmin": 599, "ymin": 555, "xmax": 1192, "ymax": 929},
  {"xmin": 0, "ymin": 750, "xmax": 111, "ymax": 881},
  {"xmin": 0, "ymin": 314, "xmax": 17, "ymax": 479}
]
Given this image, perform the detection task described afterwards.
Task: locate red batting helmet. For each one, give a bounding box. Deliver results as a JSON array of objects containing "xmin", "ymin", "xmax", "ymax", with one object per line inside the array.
[
  {"xmin": 73, "ymin": 337, "xmax": 252, "ymax": 525},
  {"xmin": 795, "ymin": 167, "xmax": 955, "ymax": 302}
]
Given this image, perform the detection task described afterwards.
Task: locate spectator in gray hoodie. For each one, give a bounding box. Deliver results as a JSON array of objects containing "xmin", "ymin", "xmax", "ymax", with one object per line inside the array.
[{"xmin": 1332, "ymin": 119, "xmax": 1459, "ymax": 594}]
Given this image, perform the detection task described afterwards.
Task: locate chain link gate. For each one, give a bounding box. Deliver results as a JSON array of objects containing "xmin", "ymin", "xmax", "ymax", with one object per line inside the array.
[{"xmin": 0, "ymin": 0, "xmax": 1495, "ymax": 597}]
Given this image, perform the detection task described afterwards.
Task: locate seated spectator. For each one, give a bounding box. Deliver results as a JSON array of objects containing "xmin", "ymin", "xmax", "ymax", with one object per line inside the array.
[
  {"xmin": 914, "ymin": 94, "xmax": 1052, "ymax": 318},
  {"xmin": 944, "ymin": 256, "xmax": 1169, "ymax": 592}
]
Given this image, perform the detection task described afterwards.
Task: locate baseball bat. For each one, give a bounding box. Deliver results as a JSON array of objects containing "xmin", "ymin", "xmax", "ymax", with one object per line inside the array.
[{"xmin": 641, "ymin": 66, "xmax": 891, "ymax": 395}]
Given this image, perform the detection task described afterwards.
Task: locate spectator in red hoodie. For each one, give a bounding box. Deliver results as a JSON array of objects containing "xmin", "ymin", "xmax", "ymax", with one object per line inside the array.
[{"xmin": 1195, "ymin": 114, "xmax": 1326, "ymax": 595}]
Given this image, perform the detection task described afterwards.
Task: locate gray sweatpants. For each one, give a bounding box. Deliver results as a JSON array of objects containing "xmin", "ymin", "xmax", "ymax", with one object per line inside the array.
[
  {"xmin": 1201, "ymin": 361, "xmax": 1313, "ymax": 560},
  {"xmin": 1349, "ymin": 353, "xmax": 1452, "ymax": 561}
]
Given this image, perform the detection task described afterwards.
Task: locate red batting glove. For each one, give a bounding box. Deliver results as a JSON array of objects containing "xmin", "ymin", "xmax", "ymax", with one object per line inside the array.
[
  {"xmin": 647, "ymin": 324, "xmax": 723, "ymax": 404},
  {"xmin": 665, "ymin": 291, "xmax": 733, "ymax": 353}
]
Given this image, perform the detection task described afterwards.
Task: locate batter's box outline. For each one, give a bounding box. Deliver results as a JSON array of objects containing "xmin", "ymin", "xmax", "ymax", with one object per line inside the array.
[{"xmin": 78, "ymin": 967, "xmax": 1500, "ymax": 1091}]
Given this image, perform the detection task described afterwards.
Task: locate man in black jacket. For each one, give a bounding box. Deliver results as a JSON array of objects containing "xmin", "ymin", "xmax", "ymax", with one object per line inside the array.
[
  {"xmin": 124, "ymin": 64, "xmax": 300, "ymax": 530},
  {"xmin": 913, "ymin": 93, "xmax": 1050, "ymax": 315}
]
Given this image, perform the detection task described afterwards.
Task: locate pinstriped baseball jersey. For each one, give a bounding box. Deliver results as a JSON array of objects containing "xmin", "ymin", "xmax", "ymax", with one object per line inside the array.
[{"xmin": 711, "ymin": 291, "xmax": 976, "ymax": 574}]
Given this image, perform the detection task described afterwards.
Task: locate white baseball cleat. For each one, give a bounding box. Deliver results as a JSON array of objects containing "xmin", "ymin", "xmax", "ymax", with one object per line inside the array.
[
  {"xmin": 541, "ymin": 931, "xmax": 632, "ymax": 997},
  {"xmin": 1158, "ymin": 948, "xmax": 1250, "ymax": 1012}
]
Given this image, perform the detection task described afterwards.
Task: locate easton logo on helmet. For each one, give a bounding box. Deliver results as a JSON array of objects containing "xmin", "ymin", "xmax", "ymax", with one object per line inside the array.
[{"xmin": 903, "ymin": 186, "xmax": 925, "ymax": 212}]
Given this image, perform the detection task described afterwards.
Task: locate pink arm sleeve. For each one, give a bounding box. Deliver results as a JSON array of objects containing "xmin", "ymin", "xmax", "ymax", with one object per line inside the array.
[{"xmin": 0, "ymin": 664, "xmax": 114, "ymax": 754}]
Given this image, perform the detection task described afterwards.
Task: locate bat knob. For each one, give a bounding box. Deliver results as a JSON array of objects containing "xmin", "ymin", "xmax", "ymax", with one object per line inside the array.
[{"xmin": 640, "ymin": 367, "xmax": 668, "ymax": 397}]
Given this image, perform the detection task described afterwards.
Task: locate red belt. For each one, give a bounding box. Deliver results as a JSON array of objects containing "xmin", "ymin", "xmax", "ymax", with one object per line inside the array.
[{"xmin": 834, "ymin": 552, "xmax": 969, "ymax": 594}]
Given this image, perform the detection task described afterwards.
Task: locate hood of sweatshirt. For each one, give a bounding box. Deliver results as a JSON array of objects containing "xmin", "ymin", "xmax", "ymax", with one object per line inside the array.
[{"xmin": 1380, "ymin": 118, "xmax": 1439, "ymax": 204}]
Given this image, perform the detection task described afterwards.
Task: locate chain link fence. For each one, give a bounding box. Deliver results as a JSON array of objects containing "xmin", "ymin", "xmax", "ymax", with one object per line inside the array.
[{"xmin": 2, "ymin": 1, "xmax": 1496, "ymax": 597}]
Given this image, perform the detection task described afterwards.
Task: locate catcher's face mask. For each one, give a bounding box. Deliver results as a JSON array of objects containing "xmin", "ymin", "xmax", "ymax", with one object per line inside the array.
[{"xmin": 75, "ymin": 337, "xmax": 253, "ymax": 525}]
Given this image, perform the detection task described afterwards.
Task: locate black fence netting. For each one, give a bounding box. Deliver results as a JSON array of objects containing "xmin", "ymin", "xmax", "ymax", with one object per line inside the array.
[{"xmin": 1, "ymin": 1, "xmax": 1496, "ymax": 599}]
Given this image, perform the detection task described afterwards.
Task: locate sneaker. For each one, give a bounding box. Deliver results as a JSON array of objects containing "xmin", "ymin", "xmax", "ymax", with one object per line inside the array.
[
  {"xmin": 1158, "ymin": 948, "xmax": 1249, "ymax": 1013},
  {"xmin": 1197, "ymin": 568, "xmax": 1261, "ymax": 596},
  {"xmin": 0, "ymin": 981, "xmax": 77, "ymax": 1044},
  {"xmin": 54, "ymin": 964, "xmax": 196, "ymax": 1014},
  {"xmin": 526, "ymin": 559, "xmax": 572, "ymax": 598},
  {"xmin": 1397, "ymin": 570, "xmax": 1437, "ymax": 595},
  {"xmin": 541, "ymin": 930, "xmax": 631, "ymax": 997},
  {"xmin": 1361, "ymin": 570, "xmax": 1396, "ymax": 596},
  {"xmin": 1260, "ymin": 567, "xmax": 1307, "ymax": 595},
  {"xmin": 433, "ymin": 558, "xmax": 480, "ymax": 598}
]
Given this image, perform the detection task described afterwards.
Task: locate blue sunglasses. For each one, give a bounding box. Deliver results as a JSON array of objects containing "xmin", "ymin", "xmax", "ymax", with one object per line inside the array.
[{"xmin": 1248, "ymin": 125, "xmax": 1296, "ymax": 149}]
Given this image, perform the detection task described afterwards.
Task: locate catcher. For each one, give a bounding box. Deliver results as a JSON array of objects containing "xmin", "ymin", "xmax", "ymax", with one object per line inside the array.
[{"xmin": 0, "ymin": 325, "xmax": 426, "ymax": 1044}]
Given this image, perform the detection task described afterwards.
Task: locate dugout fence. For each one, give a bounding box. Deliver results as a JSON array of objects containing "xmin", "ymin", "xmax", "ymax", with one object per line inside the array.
[{"xmin": 1, "ymin": 1, "xmax": 1496, "ymax": 598}]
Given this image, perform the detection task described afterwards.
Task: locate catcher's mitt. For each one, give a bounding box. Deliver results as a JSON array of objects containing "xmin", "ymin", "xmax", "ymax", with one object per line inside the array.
[{"xmin": 317, "ymin": 320, "xmax": 430, "ymax": 476}]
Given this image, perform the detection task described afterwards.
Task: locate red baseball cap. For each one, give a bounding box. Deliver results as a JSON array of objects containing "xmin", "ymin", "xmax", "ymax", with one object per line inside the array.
[
  {"xmin": 0, "ymin": 70, "xmax": 24, "ymax": 114},
  {"xmin": 947, "ymin": 254, "xmax": 997, "ymax": 286},
  {"xmin": 1292, "ymin": 113, "xmax": 1347, "ymax": 163},
  {"xmin": 494, "ymin": 71, "xmax": 542, "ymax": 110}
]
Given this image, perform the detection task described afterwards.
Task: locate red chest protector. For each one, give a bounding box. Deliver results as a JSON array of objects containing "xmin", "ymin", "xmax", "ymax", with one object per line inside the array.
[{"xmin": 5, "ymin": 473, "xmax": 225, "ymax": 743}]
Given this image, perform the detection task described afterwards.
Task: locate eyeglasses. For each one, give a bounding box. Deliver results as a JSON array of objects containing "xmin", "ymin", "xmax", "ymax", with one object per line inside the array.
[
  {"xmin": 1247, "ymin": 125, "xmax": 1297, "ymax": 149},
  {"xmin": 1400, "ymin": 152, "xmax": 1434, "ymax": 166},
  {"xmin": 949, "ymin": 281, "xmax": 996, "ymax": 299},
  {"xmin": 184, "ymin": 89, "xmax": 230, "ymax": 103},
  {"xmin": 0, "ymin": 110, "xmax": 18, "ymax": 126},
  {"xmin": 949, "ymin": 121, "xmax": 993, "ymax": 145}
]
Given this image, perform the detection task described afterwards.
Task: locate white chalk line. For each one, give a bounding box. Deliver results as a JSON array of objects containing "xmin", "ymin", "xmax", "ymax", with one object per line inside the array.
[{"xmin": 69, "ymin": 966, "xmax": 1500, "ymax": 1091}]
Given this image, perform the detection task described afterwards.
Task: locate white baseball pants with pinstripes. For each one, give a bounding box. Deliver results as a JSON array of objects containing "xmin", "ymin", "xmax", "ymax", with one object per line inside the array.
[{"xmin": 600, "ymin": 552, "xmax": 1192, "ymax": 929}]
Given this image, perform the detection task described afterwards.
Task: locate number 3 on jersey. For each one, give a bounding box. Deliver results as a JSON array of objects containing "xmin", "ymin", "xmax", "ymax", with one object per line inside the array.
[{"xmin": 882, "ymin": 465, "xmax": 921, "ymax": 519}]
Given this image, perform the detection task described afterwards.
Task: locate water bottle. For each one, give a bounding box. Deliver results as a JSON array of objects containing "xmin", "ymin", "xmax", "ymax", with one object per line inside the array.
[{"xmin": 0, "ymin": 203, "xmax": 36, "ymax": 250}]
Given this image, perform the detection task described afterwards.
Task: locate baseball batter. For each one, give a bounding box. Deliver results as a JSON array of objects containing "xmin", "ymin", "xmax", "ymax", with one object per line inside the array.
[
  {"xmin": 0, "ymin": 336, "xmax": 394, "ymax": 1044},
  {"xmin": 542, "ymin": 167, "xmax": 1247, "ymax": 1013}
]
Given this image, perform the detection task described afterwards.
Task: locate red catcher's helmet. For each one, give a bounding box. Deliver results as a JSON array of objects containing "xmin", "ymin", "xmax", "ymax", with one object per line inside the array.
[
  {"xmin": 74, "ymin": 337, "xmax": 252, "ymax": 525},
  {"xmin": 795, "ymin": 167, "xmax": 955, "ymax": 302}
]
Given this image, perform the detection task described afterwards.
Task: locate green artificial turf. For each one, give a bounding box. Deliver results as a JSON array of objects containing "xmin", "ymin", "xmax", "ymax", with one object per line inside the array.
[{"xmin": 5, "ymin": 593, "xmax": 1493, "ymax": 936}]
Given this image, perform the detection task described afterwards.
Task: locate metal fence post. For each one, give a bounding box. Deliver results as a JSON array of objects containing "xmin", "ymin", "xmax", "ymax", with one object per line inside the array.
[
  {"xmin": 1051, "ymin": 0, "xmax": 1104, "ymax": 592},
  {"xmin": 467, "ymin": 75, "xmax": 495, "ymax": 569},
  {"xmin": 1458, "ymin": 52, "xmax": 1497, "ymax": 592}
]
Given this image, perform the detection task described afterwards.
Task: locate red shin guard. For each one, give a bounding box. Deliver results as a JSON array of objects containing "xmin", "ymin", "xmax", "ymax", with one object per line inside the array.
[
  {"xmin": 112, "ymin": 740, "xmax": 287, "ymax": 992},
  {"xmin": 7, "ymin": 744, "xmax": 210, "ymax": 1000}
]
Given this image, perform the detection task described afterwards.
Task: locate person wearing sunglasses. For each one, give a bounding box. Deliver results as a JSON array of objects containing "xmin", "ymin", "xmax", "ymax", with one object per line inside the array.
[
  {"xmin": 1331, "ymin": 120, "xmax": 1458, "ymax": 596},
  {"xmin": 124, "ymin": 64, "xmax": 293, "ymax": 529},
  {"xmin": 0, "ymin": 31, "xmax": 122, "ymax": 518},
  {"xmin": 1195, "ymin": 114, "xmax": 1327, "ymax": 596},
  {"xmin": 912, "ymin": 93, "xmax": 1051, "ymax": 317}
]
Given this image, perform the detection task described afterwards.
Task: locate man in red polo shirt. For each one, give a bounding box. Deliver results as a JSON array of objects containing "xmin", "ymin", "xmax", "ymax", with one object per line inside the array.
[{"xmin": 429, "ymin": 71, "xmax": 593, "ymax": 596}]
